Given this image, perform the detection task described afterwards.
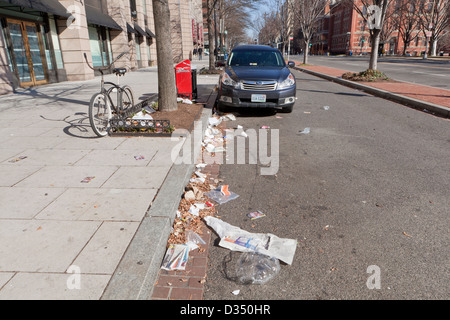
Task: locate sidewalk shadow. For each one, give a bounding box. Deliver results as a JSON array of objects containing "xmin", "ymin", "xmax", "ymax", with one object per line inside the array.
[
  {"xmin": 40, "ymin": 112, "xmax": 99, "ymax": 139},
  {"xmin": 138, "ymin": 93, "xmax": 158, "ymax": 101},
  {"xmin": 13, "ymin": 86, "xmax": 91, "ymax": 106}
]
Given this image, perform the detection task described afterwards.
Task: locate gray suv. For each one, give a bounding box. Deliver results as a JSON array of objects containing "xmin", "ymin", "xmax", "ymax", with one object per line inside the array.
[{"xmin": 216, "ymin": 45, "xmax": 296, "ymax": 113}]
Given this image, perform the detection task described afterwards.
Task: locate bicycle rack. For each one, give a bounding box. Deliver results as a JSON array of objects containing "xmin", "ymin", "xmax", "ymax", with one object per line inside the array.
[{"xmin": 109, "ymin": 97, "xmax": 172, "ymax": 136}]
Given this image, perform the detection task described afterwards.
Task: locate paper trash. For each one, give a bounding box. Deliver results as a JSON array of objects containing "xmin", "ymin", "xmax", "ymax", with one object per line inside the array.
[
  {"xmin": 204, "ymin": 216, "xmax": 297, "ymax": 265},
  {"xmin": 161, "ymin": 244, "xmax": 189, "ymax": 271}
]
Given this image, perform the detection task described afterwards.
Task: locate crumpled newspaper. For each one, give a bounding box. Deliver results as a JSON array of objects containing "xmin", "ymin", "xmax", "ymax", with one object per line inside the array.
[{"xmin": 204, "ymin": 216, "xmax": 297, "ymax": 265}]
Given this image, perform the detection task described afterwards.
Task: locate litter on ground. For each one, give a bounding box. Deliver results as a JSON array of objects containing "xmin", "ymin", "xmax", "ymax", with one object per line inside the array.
[
  {"xmin": 161, "ymin": 244, "xmax": 189, "ymax": 271},
  {"xmin": 204, "ymin": 216, "xmax": 297, "ymax": 265},
  {"xmin": 298, "ymin": 127, "xmax": 310, "ymax": 134},
  {"xmin": 247, "ymin": 211, "xmax": 266, "ymax": 220}
]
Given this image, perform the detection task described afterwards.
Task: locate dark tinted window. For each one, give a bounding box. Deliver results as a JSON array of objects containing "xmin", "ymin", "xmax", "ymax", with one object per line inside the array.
[{"xmin": 228, "ymin": 50, "xmax": 285, "ymax": 67}]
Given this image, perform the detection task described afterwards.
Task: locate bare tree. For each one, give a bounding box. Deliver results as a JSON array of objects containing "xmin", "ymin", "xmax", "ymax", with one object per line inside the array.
[
  {"xmin": 206, "ymin": 0, "xmax": 219, "ymax": 70},
  {"xmin": 289, "ymin": 0, "xmax": 328, "ymax": 64},
  {"xmin": 223, "ymin": 0, "xmax": 260, "ymax": 49},
  {"xmin": 379, "ymin": 3, "xmax": 397, "ymax": 48},
  {"xmin": 396, "ymin": 0, "xmax": 422, "ymax": 55},
  {"xmin": 419, "ymin": 0, "xmax": 450, "ymax": 56},
  {"xmin": 256, "ymin": 12, "xmax": 280, "ymax": 46},
  {"xmin": 152, "ymin": 0, "xmax": 178, "ymax": 111},
  {"xmin": 344, "ymin": 0, "xmax": 391, "ymax": 70}
]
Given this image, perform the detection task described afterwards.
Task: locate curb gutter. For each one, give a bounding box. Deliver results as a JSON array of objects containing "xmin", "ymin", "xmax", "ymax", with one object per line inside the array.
[
  {"xmin": 294, "ymin": 66, "xmax": 450, "ymax": 119},
  {"xmin": 101, "ymin": 107, "xmax": 212, "ymax": 300}
]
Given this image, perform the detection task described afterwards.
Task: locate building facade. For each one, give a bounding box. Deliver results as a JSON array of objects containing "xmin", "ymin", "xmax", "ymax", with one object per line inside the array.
[
  {"xmin": 308, "ymin": 0, "xmax": 430, "ymax": 56},
  {"xmin": 0, "ymin": 0, "xmax": 203, "ymax": 95}
]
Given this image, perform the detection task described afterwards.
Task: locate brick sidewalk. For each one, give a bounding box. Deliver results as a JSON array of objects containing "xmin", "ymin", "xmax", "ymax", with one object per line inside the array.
[
  {"xmin": 150, "ymin": 223, "xmax": 212, "ymax": 300},
  {"xmin": 295, "ymin": 63, "xmax": 450, "ymax": 108},
  {"xmin": 150, "ymin": 135, "xmax": 223, "ymax": 300}
]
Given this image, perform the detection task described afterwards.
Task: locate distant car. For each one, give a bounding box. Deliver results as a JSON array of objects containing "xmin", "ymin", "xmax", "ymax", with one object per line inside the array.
[{"xmin": 216, "ymin": 45, "xmax": 296, "ymax": 113}]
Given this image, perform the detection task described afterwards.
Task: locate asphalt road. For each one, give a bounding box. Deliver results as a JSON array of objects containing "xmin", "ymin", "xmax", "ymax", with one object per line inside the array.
[
  {"xmin": 303, "ymin": 55, "xmax": 450, "ymax": 90},
  {"xmin": 203, "ymin": 69, "xmax": 450, "ymax": 300}
]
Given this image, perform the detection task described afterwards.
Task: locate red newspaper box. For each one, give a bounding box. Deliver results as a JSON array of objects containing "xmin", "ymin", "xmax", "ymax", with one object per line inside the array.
[{"xmin": 175, "ymin": 59, "xmax": 192, "ymax": 98}]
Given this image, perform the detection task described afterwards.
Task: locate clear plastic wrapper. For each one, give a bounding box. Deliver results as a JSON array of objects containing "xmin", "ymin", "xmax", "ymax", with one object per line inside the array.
[{"xmin": 235, "ymin": 252, "xmax": 280, "ymax": 285}]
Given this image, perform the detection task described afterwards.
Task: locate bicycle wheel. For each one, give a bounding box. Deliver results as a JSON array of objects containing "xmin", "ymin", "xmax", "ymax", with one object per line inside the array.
[
  {"xmin": 89, "ymin": 93, "xmax": 111, "ymax": 137},
  {"xmin": 120, "ymin": 85, "xmax": 134, "ymax": 112}
]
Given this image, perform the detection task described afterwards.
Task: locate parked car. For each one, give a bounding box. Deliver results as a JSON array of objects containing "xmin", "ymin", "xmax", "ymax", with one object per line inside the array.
[{"xmin": 216, "ymin": 45, "xmax": 296, "ymax": 113}]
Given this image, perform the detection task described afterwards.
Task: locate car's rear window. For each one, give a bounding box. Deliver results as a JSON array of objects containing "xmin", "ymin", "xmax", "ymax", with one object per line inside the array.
[{"xmin": 228, "ymin": 50, "xmax": 285, "ymax": 67}]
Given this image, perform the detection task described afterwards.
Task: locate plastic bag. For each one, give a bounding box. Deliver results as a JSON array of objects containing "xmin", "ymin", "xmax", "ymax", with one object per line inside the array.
[
  {"xmin": 236, "ymin": 253, "xmax": 280, "ymax": 285},
  {"xmin": 186, "ymin": 229, "xmax": 206, "ymax": 245},
  {"xmin": 204, "ymin": 186, "xmax": 239, "ymax": 205}
]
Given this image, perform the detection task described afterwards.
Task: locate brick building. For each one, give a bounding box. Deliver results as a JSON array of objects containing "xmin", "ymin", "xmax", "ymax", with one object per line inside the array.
[
  {"xmin": 310, "ymin": 0, "xmax": 429, "ymax": 56},
  {"xmin": 0, "ymin": 0, "xmax": 203, "ymax": 95}
]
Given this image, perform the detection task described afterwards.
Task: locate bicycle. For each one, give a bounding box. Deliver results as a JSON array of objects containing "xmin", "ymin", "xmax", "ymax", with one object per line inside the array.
[{"xmin": 84, "ymin": 52, "xmax": 135, "ymax": 137}]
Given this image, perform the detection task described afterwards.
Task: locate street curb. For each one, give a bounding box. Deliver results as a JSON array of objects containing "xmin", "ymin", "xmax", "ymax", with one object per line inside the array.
[
  {"xmin": 293, "ymin": 66, "xmax": 450, "ymax": 118},
  {"xmin": 101, "ymin": 107, "xmax": 212, "ymax": 300}
]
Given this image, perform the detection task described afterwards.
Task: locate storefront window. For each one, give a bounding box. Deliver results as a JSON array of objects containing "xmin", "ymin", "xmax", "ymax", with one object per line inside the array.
[
  {"xmin": 135, "ymin": 36, "xmax": 141, "ymax": 61},
  {"xmin": 8, "ymin": 22, "xmax": 31, "ymax": 83},
  {"xmin": 89, "ymin": 24, "xmax": 113, "ymax": 67},
  {"xmin": 0, "ymin": 22, "xmax": 13, "ymax": 72},
  {"xmin": 106, "ymin": 30, "xmax": 113, "ymax": 64},
  {"xmin": 40, "ymin": 25, "xmax": 52, "ymax": 70},
  {"xmin": 48, "ymin": 17, "xmax": 64, "ymax": 69},
  {"xmin": 88, "ymin": 25, "xmax": 103, "ymax": 67}
]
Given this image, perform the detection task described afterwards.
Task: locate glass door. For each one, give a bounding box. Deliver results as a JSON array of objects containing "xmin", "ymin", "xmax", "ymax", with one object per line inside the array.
[{"xmin": 7, "ymin": 19, "xmax": 48, "ymax": 86}]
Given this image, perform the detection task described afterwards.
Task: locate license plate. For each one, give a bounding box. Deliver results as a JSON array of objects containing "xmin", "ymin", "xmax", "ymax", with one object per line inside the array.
[{"xmin": 251, "ymin": 94, "xmax": 266, "ymax": 103}]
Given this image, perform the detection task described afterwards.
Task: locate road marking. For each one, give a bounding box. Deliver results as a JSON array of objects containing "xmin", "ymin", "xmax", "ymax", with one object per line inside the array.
[{"xmin": 412, "ymin": 71, "xmax": 447, "ymax": 77}]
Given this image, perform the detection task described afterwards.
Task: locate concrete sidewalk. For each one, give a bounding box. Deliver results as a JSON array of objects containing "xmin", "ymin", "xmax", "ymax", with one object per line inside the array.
[
  {"xmin": 0, "ymin": 60, "xmax": 219, "ymax": 299},
  {"xmin": 292, "ymin": 62, "xmax": 450, "ymax": 118}
]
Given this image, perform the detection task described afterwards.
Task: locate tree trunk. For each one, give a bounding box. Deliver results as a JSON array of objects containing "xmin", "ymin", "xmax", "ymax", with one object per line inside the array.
[
  {"xmin": 303, "ymin": 41, "xmax": 309, "ymax": 65},
  {"xmin": 207, "ymin": 17, "xmax": 215, "ymax": 70},
  {"xmin": 207, "ymin": 0, "xmax": 215, "ymax": 70},
  {"xmin": 152, "ymin": 0, "xmax": 178, "ymax": 111},
  {"xmin": 431, "ymin": 38, "xmax": 438, "ymax": 56},
  {"xmin": 369, "ymin": 31, "xmax": 381, "ymax": 70},
  {"xmin": 402, "ymin": 41, "xmax": 408, "ymax": 56}
]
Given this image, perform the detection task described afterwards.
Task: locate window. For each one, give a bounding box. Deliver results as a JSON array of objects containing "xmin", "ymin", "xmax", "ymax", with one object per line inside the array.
[
  {"xmin": 0, "ymin": 21, "xmax": 13, "ymax": 72},
  {"xmin": 229, "ymin": 50, "xmax": 284, "ymax": 67},
  {"xmin": 135, "ymin": 36, "xmax": 141, "ymax": 61},
  {"xmin": 48, "ymin": 17, "xmax": 64, "ymax": 69},
  {"xmin": 88, "ymin": 24, "xmax": 112, "ymax": 67}
]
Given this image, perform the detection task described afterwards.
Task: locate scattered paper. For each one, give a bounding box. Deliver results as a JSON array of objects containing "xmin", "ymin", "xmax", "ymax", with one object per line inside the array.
[
  {"xmin": 132, "ymin": 111, "xmax": 153, "ymax": 120},
  {"xmin": 189, "ymin": 204, "xmax": 200, "ymax": 216},
  {"xmin": 81, "ymin": 176, "xmax": 95, "ymax": 183},
  {"xmin": 208, "ymin": 117, "xmax": 222, "ymax": 127},
  {"xmin": 298, "ymin": 127, "xmax": 310, "ymax": 134},
  {"xmin": 204, "ymin": 216, "xmax": 297, "ymax": 265},
  {"xmin": 247, "ymin": 211, "xmax": 266, "ymax": 220},
  {"xmin": 222, "ymin": 114, "xmax": 236, "ymax": 121},
  {"xmin": 161, "ymin": 244, "xmax": 189, "ymax": 271},
  {"xmin": 232, "ymin": 290, "xmax": 240, "ymax": 295}
]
